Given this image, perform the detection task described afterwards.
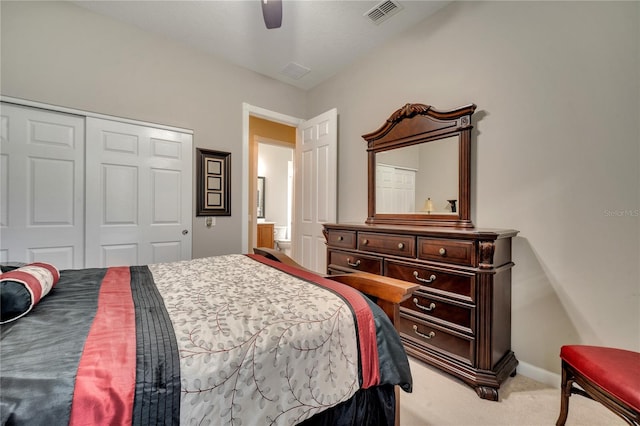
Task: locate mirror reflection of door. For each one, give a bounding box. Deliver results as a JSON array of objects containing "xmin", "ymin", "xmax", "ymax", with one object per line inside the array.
[{"xmin": 375, "ymin": 136, "xmax": 459, "ymax": 215}]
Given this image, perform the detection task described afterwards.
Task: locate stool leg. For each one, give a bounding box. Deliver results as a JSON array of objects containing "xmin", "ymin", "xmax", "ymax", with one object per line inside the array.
[{"xmin": 556, "ymin": 362, "xmax": 572, "ymax": 426}]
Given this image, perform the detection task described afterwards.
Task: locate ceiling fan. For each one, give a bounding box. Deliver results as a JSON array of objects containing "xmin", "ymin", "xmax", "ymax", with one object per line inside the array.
[{"xmin": 261, "ymin": 0, "xmax": 283, "ymax": 29}]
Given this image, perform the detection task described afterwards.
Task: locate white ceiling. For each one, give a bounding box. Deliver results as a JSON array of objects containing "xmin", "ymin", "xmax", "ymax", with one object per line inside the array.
[{"xmin": 73, "ymin": 0, "xmax": 450, "ymax": 90}]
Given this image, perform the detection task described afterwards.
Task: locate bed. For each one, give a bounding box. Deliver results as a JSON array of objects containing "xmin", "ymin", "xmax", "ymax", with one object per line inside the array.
[{"xmin": 0, "ymin": 249, "xmax": 417, "ymax": 425}]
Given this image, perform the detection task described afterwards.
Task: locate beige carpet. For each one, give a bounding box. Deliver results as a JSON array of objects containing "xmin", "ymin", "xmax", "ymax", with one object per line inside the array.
[{"xmin": 400, "ymin": 358, "xmax": 625, "ymax": 426}]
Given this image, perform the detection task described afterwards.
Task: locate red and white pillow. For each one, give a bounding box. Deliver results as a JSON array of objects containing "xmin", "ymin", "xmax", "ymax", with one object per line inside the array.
[{"xmin": 0, "ymin": 262, "xmax": 60, "ymax": 324}]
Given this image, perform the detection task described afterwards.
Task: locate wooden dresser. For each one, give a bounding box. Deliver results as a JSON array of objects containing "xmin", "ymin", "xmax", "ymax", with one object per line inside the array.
[{"xmin": 323, "ymin": 222, "xmax": 518, "ymax": 400}]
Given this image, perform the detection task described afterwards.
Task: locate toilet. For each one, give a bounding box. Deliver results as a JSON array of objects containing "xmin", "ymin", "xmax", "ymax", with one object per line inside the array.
[{"xmin": 274, "ymin": 226, "xmax": 291, "ymax": 256}]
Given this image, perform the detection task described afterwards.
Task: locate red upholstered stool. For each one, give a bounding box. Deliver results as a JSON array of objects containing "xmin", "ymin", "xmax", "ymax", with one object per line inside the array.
[{"xmin": 556, "ymin": 345, "xmax": 640, "ymax": 425}]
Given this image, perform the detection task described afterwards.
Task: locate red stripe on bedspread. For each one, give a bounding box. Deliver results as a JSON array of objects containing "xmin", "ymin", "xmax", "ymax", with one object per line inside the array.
[
  {"xmin": 70, "ymin": 267, "xmax": 136, "ymax": 426},
  {"xmin": 247, "ymin": 254, "xmax": 381, "ymax": 389}
]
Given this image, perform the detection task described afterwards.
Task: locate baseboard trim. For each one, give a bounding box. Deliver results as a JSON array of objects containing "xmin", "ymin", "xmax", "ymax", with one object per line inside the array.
[{"xmin": 517, "ymin": 360, "xmax": 561, "ymax": 388}]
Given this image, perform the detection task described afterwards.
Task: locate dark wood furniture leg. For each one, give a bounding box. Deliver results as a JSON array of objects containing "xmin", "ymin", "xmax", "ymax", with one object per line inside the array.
[
  {"xmin": 556, "ymin": 362, "xmax": 571, "ymax": 426},
  {"xmin": 556, "ymin": 349, "xmax": 640, "ymax": 426}
]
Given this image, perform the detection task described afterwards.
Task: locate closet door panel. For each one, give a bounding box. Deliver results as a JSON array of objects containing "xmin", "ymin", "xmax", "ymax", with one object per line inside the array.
[
  {"xmin": 103, "ymin": 164, "xmax": 138, "ymax": 224},
  {"xmin": 31, "ymin": 158, "xmax": 75, "ymax": 225},
  {"xmin": 102, "ymin": 244, "xmax": 139, "ymax": 267},
  {"xmin": 85, "ymin": 118, "xmax": 192, "ymax": 267},
  {"xmin": 0, "ymin": 103, "xmax": 84, "ymax": 268},
  {"xmin": 152, "ymin": 169, "xmax": 181, "ymax": 223},
  {"xmin": 151, "ymin": 241, "xmax": 182, "ymax": 264}
]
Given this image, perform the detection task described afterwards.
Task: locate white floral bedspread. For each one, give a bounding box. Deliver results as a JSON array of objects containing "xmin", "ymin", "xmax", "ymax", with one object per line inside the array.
[{"xmin": 148, "ymin": 255, "xmax": 361, "ymax": 426}]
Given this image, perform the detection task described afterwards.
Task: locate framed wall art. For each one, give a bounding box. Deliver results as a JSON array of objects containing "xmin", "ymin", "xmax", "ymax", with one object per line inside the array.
[{"xmin": 196, "ymin": 148, "xmax": 231, "ymax": 216}]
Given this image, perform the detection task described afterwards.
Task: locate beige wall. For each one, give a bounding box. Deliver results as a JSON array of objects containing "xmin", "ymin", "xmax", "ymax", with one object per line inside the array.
[
  {"xmin": 0, "ymin": 1, "xmax": 306, "ymax": 258},
  {"xmin": 306, "ymin": 1, "xmax": 640, "ymax": 376},
  {"xmin": 2, "ymin": 0, "xmax": 638, "ymax": 378}
]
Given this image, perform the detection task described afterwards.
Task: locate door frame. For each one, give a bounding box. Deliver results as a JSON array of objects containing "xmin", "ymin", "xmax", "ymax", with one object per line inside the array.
[{"xmin": 241, "ymin": 103, "xmax": 303, "ymax": 253}]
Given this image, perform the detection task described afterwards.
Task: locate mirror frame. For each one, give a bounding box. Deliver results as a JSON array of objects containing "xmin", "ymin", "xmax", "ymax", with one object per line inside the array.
[{"xmin": 363, "ymin": 103, "xmax": 476, "ymax": 228}]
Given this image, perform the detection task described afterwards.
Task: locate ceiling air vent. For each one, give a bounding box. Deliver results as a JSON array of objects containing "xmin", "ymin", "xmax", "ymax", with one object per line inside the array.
[
  {"xmin": 364, "ymin": 0, "xmax": 403, "ymax": 25},
  {"xmin": 281, "ymin": 62, "xmax": 311, "ymax": 80}
]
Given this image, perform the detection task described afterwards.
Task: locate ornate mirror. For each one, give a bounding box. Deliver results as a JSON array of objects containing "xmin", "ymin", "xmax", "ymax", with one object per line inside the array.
[{"xmin": 363, "ymin": 103, "xmax": 476, "ymax": 228}]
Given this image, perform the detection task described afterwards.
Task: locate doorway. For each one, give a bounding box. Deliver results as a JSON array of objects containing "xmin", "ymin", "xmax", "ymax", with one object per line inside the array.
[
  {"xmin": 241, "ymin": 104, "xmax": 302, "ymax": 254},
  {"xmin": 257, "ymin": 141, "xmax": 294, "ymax": 255},
  {"xmin": 242, "ymin": 103, "xmax": 338, "ymax": 273}
]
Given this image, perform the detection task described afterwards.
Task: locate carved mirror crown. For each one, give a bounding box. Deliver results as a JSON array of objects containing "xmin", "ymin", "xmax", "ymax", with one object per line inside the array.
[{"xmin": 363, "ymin": 103, "xmax": 476, "ymax": 228}]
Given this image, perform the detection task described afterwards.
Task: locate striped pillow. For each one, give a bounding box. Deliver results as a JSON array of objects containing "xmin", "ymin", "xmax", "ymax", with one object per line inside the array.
[{"xmin": 0, "ymin": 262, "xmax": 60, "ymax": 324}]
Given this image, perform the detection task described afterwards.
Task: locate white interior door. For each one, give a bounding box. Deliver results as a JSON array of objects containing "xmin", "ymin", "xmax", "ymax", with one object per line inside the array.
[
  {"xmin": 376, "ymin": 164, "xmax": 416, "ymax": 214},
  {"xmin": 294, "ymin": 109, "xmax": 337, "ymax": 273},
  {"xmin": 0, "ymin": 103, "xmax": 85, "ymax": 269},
  {"xmin": 85, "ymin": 118, "xmax": 192, "ymax": 267},
  {"xmin": 376, "ymin": 164, "xmax": 395, "ymax": 213}
]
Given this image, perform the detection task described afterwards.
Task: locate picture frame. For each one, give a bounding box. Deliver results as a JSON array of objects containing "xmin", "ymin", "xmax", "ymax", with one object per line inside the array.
[
  {"xmin": 257, "ymin": 176, "xmax": 265, "ymax": 219},
  {"xmin": 196, "ymin": 148, "xmax": 231, "ymax": 216}
]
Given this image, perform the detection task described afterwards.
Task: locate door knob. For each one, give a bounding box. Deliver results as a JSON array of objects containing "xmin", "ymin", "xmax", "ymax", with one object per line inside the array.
[{"xmin": 182, "ymin": 229, "xmax": 189, "ymax": 235}]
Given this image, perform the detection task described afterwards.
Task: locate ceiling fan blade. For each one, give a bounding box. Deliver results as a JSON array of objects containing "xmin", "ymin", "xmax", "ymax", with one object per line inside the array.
[{"xmin": 261, "ymin": 0, "xmax": 282, "ymax": 29}]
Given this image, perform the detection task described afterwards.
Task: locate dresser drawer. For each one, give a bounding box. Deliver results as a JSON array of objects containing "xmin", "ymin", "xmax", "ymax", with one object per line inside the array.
[
  {"xmin": 417, "ymin": 237, "xmax": 475, "ymax": 266},
  {"xmin": 328, "ymin": 250, "xmax": 382, "ymax": 274},
  {"xmin": 398, "ymin": 314, "xmax": 474, "ymax": 365},
  {"xmin": 326, "ymin": 230, "xmax": 357, "ymax": 249},
  {"xmin": 386, "ymin": 260, "xmax": 475, "ymax": 302},
  {"xmin": 401, "ymin": 291, "xmax": 474, "ymax": 334},
  {"xmin": 358, "ymin": 232, "xmax": 416, "ymax": 258}
]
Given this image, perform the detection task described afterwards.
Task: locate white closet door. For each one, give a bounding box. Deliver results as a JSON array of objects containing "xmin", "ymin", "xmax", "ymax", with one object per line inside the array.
[
  {"xmin": 85, "ymin": 118, "xmax": 192, "ymax": 267},
  {"xmin": 0, "ymin": 103, "xmax": 85, "ymax": 268}
]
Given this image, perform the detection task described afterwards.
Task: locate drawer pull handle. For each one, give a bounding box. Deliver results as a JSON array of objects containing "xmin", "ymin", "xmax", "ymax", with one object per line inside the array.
[
  {"xmin": 439, "ymin": 248, "xmax": 447, "ymax": 256},
  {"xmin": 398, "ymin": 242, "xmax": 404, "ymax": 249},
  {"xmin": 362, "ymin": 239, "xmax": 369, "ymax": 245},
  {"xmin": 347, "ymin": 258, "xmax": 361, "ymax": 267},
  {"xmin": 413, "ymin": 298, "xmax": 436, "ymax": 312},
  {"xmin": 337, "ymin": 236, "xmax": 343, "ymax": 241},
  {"xmin": 413, "ymin": 271, "xmax": 436, "ymax": 284},
  {"xmin": 413, "ymin": 325, "xmax": 435, "ymax": 340}
]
